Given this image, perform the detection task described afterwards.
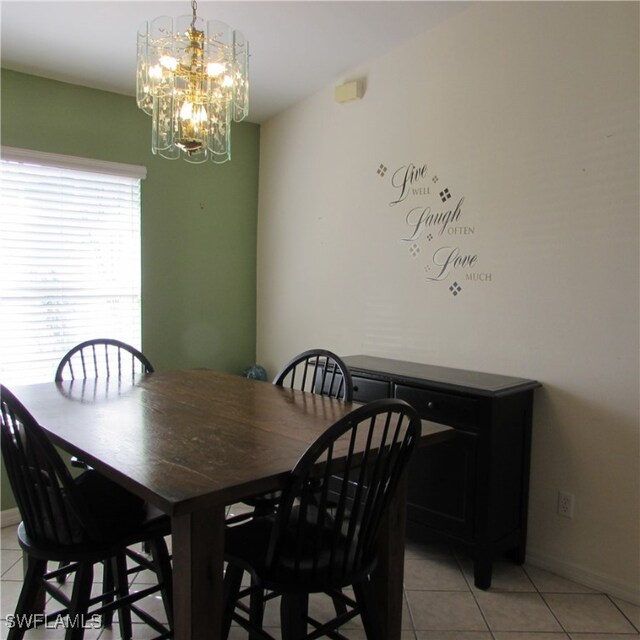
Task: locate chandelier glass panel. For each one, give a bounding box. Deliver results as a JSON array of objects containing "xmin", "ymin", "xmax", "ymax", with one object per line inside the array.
[{"xmin": 136, "ymin": 1, "xmax": 249, "ymax": 164}]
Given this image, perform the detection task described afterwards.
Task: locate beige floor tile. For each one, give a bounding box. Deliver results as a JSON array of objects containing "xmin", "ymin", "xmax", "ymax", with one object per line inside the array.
[
  {"xmin": 1, "ymin": 625, "xmax": 67, "ymax": 639},
  {"xmin": 96, "ymin": 622, "xmax": 164, "ymax": 639},
  {"xmin": 406, "ymin": 590, "xmax": 488, "ymax": 631},
  {"xmin": 475, "ymin": 591, "xmax": 563, "ymax": 632},
  {"xmin": 543, "ymin": 594, "xmax": 638, "ymax": 634},
  {"xmin": 405, "ymin": 550, "xmax": 468, "ymax": 591},
  {"xmin": 525, "ymin": 565, "xmax": 597, "ymax": 594},
  {"xmin": 345, "ymin": 632, "xmax": 416, "ymax": 640},
  {"xmin": 493, "ymin": 634, "xmax": 570, "ymax": 639},
  {"xmin": 611, "ymin": 597, "xmax": 640, "ymax": 630},
  {"xmin": 0, "ymin": 580, "xmax": 23, "ymax": 620},
  {"xmin": 1, "ymin": 550, "xmax": 22, "ymax": 580},
  {"xmin": 568, "ymin": 635, "xmax": 640, "ymax": 639},
  {"xmin": 415, "ymin": 632, "xmax": 493, "ymax": 639},
  {"xmin": 131, "ymin": 591, "xmax": 170, "ymax": 625},
  {"xmin": 229, "ymin": 625, "xmax": 282, "ymax": 639},
  {"xmin": 0, "ymin": 526, "xmax": 20, "ymax": 551}
]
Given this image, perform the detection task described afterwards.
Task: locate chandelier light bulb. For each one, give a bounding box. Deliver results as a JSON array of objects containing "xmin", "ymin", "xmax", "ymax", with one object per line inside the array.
[
  {"xmin": 207, "ymin": 62, "xmax": 226, "ymax": 77},
  {"xmin": 179, "ymin": 101, "xmax": 194, "ymax": 120},
  {"xmin": 159, "ymin": 56, "xmax": 178, "ymax": 71}
]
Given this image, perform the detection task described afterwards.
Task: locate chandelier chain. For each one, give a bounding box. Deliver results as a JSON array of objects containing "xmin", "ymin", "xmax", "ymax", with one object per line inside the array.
[{"xmin": 191, "ymin": 0, "xmax": 198, "ymax": 29}]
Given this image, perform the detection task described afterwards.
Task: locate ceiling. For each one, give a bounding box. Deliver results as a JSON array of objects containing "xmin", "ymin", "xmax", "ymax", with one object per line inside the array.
[{"xmin": 1, "ymin": 1, "xmax": 470, "ymax": 124}]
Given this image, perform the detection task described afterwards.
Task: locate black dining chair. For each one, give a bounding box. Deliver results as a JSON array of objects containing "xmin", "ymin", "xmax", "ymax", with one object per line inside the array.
[
  {"xmin": 55, "ymin": 338, "xmax": 154, "ymax": 382},
  {"xmin": 55, "ymin": 339, "xmax": 154, "ymax": 471},
  {"xmin": 222, "ymin": 398, "xmax": 421, "ymax": 640},
  {"xmin": 54, "ymin": 338, "xmax": 157, "ymax": 567},
  {"xmin": 0, "ymin": 384, "xmax": 173, "ymax": 640},
  {"xmin": 228, "ymin": 349, "xmax": 354, "ymax": 524},
  {"xmin": 273, "ymin": 348, "xmax": 353, "ymax": 402}
]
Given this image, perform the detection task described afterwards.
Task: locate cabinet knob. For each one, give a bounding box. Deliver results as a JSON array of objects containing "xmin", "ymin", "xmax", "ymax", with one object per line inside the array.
[
  {"xmin": 353, "ymin": 385, "xmax": 359, "ymax": 392},
  {"xmin": 427, "ymin": 401, "xmax": 436, "ymax": 410}
]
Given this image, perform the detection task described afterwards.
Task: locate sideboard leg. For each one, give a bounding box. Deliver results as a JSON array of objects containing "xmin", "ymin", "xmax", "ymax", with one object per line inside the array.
[
  {"xmin": 473, "ymin": 554, "xmax": 493, "ymax": 590},
  {"xmin": 506, "ymin": 543, "xmax": 526, "ymax": 566}
]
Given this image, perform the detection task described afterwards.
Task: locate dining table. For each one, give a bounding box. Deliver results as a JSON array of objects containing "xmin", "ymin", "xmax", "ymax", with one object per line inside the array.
[{"xmin": 8, "ymin": 368, "xmax": 453, "ymax": 640}]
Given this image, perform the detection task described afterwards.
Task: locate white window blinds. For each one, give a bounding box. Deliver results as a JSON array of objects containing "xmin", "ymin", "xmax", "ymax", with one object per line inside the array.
[{"xmin": 0, "ymin": 147, "xmax": 145, "ymax": 385}]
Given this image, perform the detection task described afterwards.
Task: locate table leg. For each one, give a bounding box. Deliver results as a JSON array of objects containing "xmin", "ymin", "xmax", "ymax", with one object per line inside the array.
[
  {"xmin": 172, "ymin": 505, "xmax": 225, "ymax": 640},
  {"xmin": 371, "ymin": 469, "xmax": 407, "ymax": 640}
]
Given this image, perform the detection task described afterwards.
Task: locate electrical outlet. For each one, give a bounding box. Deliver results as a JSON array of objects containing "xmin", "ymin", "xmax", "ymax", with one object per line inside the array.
[{"xmin": 557, "ymin": 491, "xmax": 575, "ymax": 518}]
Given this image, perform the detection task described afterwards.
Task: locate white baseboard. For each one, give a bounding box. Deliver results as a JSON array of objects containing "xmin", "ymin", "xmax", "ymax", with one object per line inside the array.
[
  {"xmin": 0, "ymin": 508, "xmax": 21, "ymax": 528},
  {"xmin": 527, "ymin": 548, "xmax": 640, "ymax": 606}
]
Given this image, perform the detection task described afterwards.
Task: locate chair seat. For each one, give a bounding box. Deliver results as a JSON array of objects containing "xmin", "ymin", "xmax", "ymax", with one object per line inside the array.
[
  {"xmin": 21, "ymin": 468, "xmax": 167, "ymax": 554},
  {"xmin": 226, "ymin": 511, "xmax": 374, "ymax": 593},
  {"xmin": 17, "ymin": 511, "xmax": 170, "ymax": 564}
]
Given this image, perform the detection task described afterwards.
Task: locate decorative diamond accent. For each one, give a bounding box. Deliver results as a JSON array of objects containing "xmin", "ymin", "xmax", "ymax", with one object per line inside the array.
[
  {"xmin": 432, "ymin": 175, "xmax": 439, "ymax": 183},
  {"xmin": 377, "ymin": 164, "xmax": 387, "ymax": 177},
  {"xmin": 440, "ymin": 188, "xmax": 451, "ymax": 202},
  {"xmin": 449, "ymin": 281, "xmax": 462, "ymax": 296},
  {"xmin": 409, "ymin": 243, "xmax": 421, "ymax": 257}
]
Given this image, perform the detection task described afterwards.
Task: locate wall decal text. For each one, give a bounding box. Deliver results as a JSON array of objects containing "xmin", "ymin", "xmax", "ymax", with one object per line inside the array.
[{"xmin": 377, "ymin": 161, "xmax": 493, "ymax": 294}]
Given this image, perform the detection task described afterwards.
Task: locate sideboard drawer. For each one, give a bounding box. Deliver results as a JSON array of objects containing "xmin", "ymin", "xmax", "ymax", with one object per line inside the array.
[
  {"xmin": 352, "ymin": 376, "xmax": 391, "ymax": 403},
  {"xmin": 394, "ymin": 384, "xmax": 479, "ymax": 430}
]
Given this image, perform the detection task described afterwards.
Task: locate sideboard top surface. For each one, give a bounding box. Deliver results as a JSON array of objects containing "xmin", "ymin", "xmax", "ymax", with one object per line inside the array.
[{"xmin": 343, "ymin": 355, "xmax": 541, "ymax": 397}]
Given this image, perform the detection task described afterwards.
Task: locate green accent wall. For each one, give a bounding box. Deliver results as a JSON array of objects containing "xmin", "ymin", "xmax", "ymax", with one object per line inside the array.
[{"xmin": 0, "ymin": 69, "xmax": 260, "ymax": 511}]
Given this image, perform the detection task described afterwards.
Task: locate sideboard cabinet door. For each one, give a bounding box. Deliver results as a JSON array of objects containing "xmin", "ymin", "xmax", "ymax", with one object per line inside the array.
[{"xmin": 407, "ymin": 431, "xmax": 477, "ymax": 540}]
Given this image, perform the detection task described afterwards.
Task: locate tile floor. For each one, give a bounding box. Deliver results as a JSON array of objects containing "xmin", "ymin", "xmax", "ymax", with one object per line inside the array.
[{"xmin": 1, "ymin": 519, "xmax": 638, "ymax": 640}]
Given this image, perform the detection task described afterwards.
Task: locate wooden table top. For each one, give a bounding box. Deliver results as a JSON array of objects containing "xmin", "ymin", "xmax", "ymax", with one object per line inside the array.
[{"xmin": 11, "ymin": 369, "xmax": 367, "ymax": 515}]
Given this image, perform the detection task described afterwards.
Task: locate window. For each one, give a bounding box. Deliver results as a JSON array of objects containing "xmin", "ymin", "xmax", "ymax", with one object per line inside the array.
[{"xmin": 0, "ymin": 147, "xmax": 146, "ymax": 385}]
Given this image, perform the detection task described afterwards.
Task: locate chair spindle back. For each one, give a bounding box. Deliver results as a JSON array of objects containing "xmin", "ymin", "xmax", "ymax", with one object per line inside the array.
[
  {"xmin": 266, "ymin": 398, "xmax": 420, "ymax": 588},
  {"xmin": 273, "ymin": 349, "xmax": 353, "ymax": 402},
  {"xmin": 55, "ymin": 338, "xmax": 154, "ymax": 381},
  {"xmin": 0, "ymin": 385, "xmax": 88, "ymax": 546}
]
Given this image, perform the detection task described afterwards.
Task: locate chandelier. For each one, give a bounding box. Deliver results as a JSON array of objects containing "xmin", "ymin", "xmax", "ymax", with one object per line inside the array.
[{"xmin": 136, "ymin": 0, "xmax": 249, "ymax": 164}]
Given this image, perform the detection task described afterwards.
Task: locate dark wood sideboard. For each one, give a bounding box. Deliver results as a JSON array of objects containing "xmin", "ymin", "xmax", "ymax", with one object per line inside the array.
[{"xmin": 341, "ymin": 355, "xmax": 540, "ymax": 589}]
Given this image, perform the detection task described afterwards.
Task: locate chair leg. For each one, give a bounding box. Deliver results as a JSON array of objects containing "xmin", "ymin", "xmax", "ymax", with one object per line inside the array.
[
  {"xmin": 248, "ymin": 583, "xmax": 265, "ymax": 640},
  {"xmin": 65, "ymin": 561, "xmax": 93, "ymax": 640},
  {"xmin": 331, "ymin": 588, "xmax": 347, "ymax": 618},
  {"xmin": 148, "ymin": 536, "xmax": 174, "ymax": 629},
  {"xmin": 111, "ymin": 552, "xmax": 133, "ymax": 640},
  {"xmin": 100, "ymin": 559, "xmax": 115, "ymax": 627},
  {"xmin": 221, "ymin": 564, "xmax": 244, "ymax": 639},
  {"xmin": 352, "ymin": 577, "xmax": 381, "ymax": 640},
  {"xmin": 56, "ymin": 560, "xmax": 69, "ymax": 584},
  {"xmin": 280, "ymin": 592, "xmax": 308, "ymax": 640},
  {"xmin": 8, "ymin": 556, "xmax": 47, "ymax": 640}
]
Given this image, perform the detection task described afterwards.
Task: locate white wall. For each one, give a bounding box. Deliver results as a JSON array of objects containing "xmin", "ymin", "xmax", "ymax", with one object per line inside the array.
[{"xmin": 256, "ymin": 2, "xmax": 639, "ymax": 602}]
